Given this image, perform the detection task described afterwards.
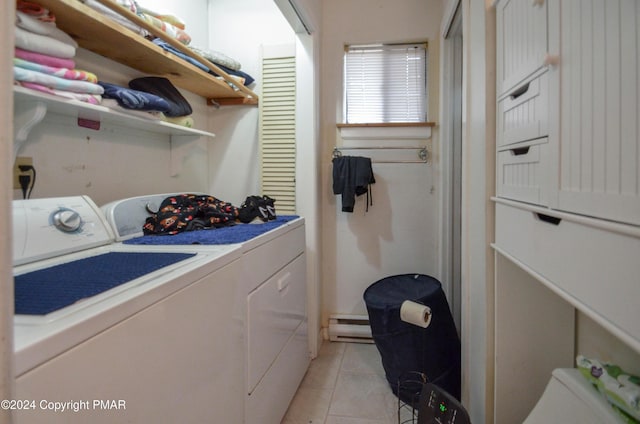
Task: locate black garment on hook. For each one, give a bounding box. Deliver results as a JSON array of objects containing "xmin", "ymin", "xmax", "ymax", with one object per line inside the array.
[{"xmin": 332, "ymin": 155, "xmax": 375, "ymax": 212}]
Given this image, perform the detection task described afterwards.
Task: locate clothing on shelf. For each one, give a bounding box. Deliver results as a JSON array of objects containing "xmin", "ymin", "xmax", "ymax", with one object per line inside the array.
[{"xmin": 98, "ymin": 81, "xmax": 172, "ymax": 113}]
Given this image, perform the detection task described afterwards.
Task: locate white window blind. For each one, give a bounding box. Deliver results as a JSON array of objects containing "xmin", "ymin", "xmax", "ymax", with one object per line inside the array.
[{"xmin": 344, "ymin": 43, "xmax": 428, "ymax": 124}]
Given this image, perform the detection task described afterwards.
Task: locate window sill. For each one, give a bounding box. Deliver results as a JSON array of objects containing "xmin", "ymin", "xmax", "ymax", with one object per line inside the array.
[
  {"xmin": 337, "ymin": 122, "xmax": 435, "ymax": 140},
  {"xmin": 337, "ymin": 122, "xmax": 435, "ymax": 128}
]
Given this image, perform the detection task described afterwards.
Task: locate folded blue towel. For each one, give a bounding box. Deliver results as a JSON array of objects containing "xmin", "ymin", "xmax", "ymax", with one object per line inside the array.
[
  {"xmin": 15, "ymin": 252, "xmax": 195, "ymax": 315},
  {"xmin": 152, "ymin": 38, "xmax": 210, "ymax": 72},
  {"xmin": 125, "ymin": 215, "xmax": 299, "ymax": 245},
  {"xmin": 98, "ymin": 81, "xmax": 172, "ymax": 112}
]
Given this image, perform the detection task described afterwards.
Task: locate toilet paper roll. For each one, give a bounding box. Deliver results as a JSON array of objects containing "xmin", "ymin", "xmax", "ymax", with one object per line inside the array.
[{"xmin": 400, "ymin": 300, "xmax": 432, "ymax": 328}]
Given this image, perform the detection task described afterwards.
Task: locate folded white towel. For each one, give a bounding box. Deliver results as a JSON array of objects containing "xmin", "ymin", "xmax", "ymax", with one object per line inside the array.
[
  {"xmin": 15, "ymin": 11, "xmax": 78, "ymax": 48},
  {"xmin": 14, "ymin": 26, "xmax": 76, "ymax": 59},
  {"xmin": 81, "ymin": 0, "xmax": 149, "ymax": 37}
]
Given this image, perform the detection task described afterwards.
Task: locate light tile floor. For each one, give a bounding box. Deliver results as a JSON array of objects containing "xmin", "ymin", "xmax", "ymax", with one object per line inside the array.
[{"xmin": 282, "ymin": 342, "xmax": 416, "ymax": 424}]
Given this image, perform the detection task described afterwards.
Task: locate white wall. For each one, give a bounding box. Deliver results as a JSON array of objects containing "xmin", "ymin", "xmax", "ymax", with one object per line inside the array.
[
  {"xmin": 320, "ymin": 0, "xmax": 444, "ymax": 321},
  {"xmin": 206, "ymin": 0, "xmax": 295, "ymax": 204}
]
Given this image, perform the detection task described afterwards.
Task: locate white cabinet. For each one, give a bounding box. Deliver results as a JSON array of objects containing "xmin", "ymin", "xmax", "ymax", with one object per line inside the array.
[
  {"xmin": 494, "ymin": 0, "xmax": 640, "ymax": 421},
  {"xmin": 496, "ymin": 0, "xmax": 548, "ymax": 96},
  {"xmin": 496, "ymin": 0, "xmax": 640, "ymax": 224},
  {"xmin": 497, "ymin": 0, "xmax": 640, "ymax": 225},
  {"xmin": 495, "ymin": 200, "xmax": 640, "ymax": 347},
  {"xmin": 242, "ymin": 221, "xmax": 309, "ymax": 424},
  {"xmin": 548, "ymin": 0, "xmax": 640, "ymax": 226}
]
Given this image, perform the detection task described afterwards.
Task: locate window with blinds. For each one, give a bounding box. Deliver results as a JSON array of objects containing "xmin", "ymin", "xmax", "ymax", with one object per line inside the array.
[
  {"xmin": 260, "ymin": 54, "xmax": 296, "ymax": 214},
  {"xmin": 344, "ymin": 43, "xmax": 428, "ymax": 124}
]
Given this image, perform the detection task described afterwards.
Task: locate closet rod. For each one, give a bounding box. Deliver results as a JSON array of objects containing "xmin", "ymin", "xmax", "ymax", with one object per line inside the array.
[{"xmin": 332, "ymin": 146, "xmax": 429, "ymax": 163}]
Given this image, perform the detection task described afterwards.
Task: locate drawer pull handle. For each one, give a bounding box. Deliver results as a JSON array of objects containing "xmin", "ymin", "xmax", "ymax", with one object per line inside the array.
[
  {"xmin": 535, "ymin": 213, "xmax": 561, "ymax": 225},
  {"xmin": 511, "ymin": 146, "xmax": 530, "ymax": 156},
  {"xmin": 277, "ymin": 272, "xmax": 291, "ymax": 292},
  {"xmin": 509, "ymin": 83, "xmax": 530, "ymax": 100},
  {"xmin": 532, "ymin": 0, "xmax": 544, "ymax": 7}
]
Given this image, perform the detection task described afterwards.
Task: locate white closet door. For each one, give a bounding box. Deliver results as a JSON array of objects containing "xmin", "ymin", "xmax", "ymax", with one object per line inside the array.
[
  {"xmin": 550, "ymin": 0, "xmax": 640, "ymax": 226},
  {"xmin": 260, "ymin": 45, "xmax": 297, "ymax": 214}
]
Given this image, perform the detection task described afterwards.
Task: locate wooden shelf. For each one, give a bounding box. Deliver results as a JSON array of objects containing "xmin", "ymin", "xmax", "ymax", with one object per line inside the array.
[{"xmin": 33, "ymin": 0, "xmax": 258, "ymax": 106}]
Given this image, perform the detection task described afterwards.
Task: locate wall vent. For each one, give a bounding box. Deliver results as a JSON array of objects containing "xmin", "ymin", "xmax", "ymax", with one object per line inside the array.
[{"xmin": 328, "ymin": 314, "xmax": 373, "ymax": 343}]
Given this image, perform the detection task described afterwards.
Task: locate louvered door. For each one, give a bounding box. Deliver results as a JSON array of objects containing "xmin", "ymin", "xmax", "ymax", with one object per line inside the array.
[
  {"xmin": 549, "ymin": 0, "xmax": 640, "ymax": 226},
  {"xmin": 260, "ymin": 50, "xmax": 296, "ymax": 214}
]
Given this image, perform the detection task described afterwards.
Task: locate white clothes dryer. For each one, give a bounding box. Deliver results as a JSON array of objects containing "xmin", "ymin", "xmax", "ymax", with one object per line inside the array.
[{"xmin": 101, "ymin": 193, "xmax": 310, "ymax": 424}]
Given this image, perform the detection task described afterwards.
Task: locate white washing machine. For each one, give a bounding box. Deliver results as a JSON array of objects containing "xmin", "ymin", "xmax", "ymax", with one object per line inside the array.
[
  {"xmin": 12, "ymin": 196, "xmax": 244, "ymax": 423},
  {"xmin": 524, "ymin": 368, "xmax": 627, "ymax": 423}
]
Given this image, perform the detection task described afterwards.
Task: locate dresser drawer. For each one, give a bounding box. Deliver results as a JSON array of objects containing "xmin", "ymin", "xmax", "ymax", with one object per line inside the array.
[
  {"xmin": 496, "ymin": 0, "xmax": 548, "ymax": 96},
  {"xmin": 494, "ymin": 201, "xmax": 640, "ymax": 346},
  {"xmin": 247, "ymin": 254, "xmax": 306, "ymax": 393},
  {"xmin": 246, "ymin": 320, "xmax": 309, "ymax": 424},
  {"xmin": 497, "ymin": 138, "xmax": 549, "ymax": 206},
  {"xmin": 497, "ymin": 72, "xmax": 549, "ymax": 147},
  {"xmin": 242, "ymin": 221, "xmax": 305, "ymax": 293}
]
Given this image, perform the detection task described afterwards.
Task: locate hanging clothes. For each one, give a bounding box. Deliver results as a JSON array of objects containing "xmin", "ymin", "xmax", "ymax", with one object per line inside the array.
[{"xmin": 332, "ymin": 155, "xmax": 375, "ymax": 212}]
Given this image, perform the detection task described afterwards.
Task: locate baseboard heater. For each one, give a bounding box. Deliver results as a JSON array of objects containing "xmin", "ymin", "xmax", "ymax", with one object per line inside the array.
[{"xmin": 328, "ymin": 314, "xmax": 374, "ymax": 343}]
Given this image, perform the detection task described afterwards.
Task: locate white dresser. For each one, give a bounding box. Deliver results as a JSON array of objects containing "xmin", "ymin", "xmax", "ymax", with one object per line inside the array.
[{"xmin": 493, "ymin": 0, "xmax": 640, "ymax": 422}]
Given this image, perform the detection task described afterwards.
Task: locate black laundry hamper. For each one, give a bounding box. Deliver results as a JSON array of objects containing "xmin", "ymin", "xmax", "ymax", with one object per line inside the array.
[{"xmin": 363, "ymin": 274, "xmax": 461, "ymax": 406}]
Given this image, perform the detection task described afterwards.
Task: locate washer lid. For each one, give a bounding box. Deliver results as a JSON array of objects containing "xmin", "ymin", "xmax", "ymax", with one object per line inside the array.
[
  {"xmin": 524, "ymin": 368, "xmax": 626, "ymax": 423},
  {"xmin": 101, "ymin": 192, "xmax": 205, "ymax": 241}
]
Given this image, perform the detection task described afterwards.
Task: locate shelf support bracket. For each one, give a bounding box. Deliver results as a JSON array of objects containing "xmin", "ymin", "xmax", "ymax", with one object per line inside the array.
[{"xmin": 14, "ymin": 101, "xmax": 47, "ymax": 159}]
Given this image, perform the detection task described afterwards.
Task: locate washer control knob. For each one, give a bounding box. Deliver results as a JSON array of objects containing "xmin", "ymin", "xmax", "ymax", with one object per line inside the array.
[{"xmin": 52, "ymin": 209, "xmax": 82, "ymax": 232}]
